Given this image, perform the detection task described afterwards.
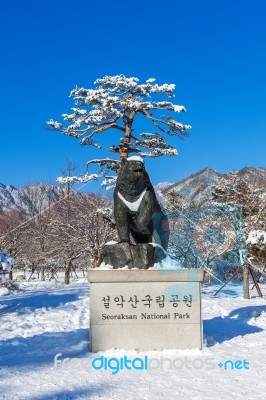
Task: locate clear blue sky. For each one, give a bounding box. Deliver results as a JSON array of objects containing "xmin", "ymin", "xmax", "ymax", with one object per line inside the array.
[{"xmin": 1, "ymin": 0, "xmax": 266, "ymax": 192}]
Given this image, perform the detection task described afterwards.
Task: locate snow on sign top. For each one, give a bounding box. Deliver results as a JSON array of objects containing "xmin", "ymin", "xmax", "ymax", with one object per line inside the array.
[{"xmin": 126, "ymin": 156, "xmax": 144, "ymax": 163}]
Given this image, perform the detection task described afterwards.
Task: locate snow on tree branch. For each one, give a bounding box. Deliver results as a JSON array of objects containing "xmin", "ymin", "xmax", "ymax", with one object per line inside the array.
[
  {"xmin": 139, "ymin": 148, "xmax": 178, "ymax": 157},
  {"xmin": 57, "ymin": 158, "xmax": 120, "ymax": 186},
  {"xmin": 57, "ymin": 174, "xmax": 99, "ymax": 185},
  {"xmin": 47, "ymin": 74, "xmax": 191, "ymax": 185}
]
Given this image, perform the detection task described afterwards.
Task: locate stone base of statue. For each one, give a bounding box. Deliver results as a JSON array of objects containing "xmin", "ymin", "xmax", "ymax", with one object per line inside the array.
[
  {"xmin": 102, "ymin": 242, "xmax": 155, "ymax": 269},
  {"xmin": 87, "ymin": 269, "xmax": 204, "ymax": 352}
]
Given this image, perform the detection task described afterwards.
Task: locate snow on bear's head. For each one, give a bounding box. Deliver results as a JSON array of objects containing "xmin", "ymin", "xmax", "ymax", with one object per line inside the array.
[{"xmin": 117, "ymin": 157, "xmax": 150, "ymax": 196}]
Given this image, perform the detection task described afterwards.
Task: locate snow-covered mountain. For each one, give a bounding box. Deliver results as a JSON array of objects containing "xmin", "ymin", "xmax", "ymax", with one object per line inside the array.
[
  {"xmin": 0, "ymin": 183, "xmax": 60, "ymax": 213},
  {"xmin": 157, "ymin": 167, "xmax": 266, "ymax": 207},
  {"xmin": 1, "ymin": 167, "xmax": 265, "ymax": 213}
]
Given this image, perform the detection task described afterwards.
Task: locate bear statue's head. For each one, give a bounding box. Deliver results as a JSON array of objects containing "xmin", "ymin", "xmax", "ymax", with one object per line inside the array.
[{"xmin": 116, "ymin": 156, "xmax": 151, "ymax": 197}]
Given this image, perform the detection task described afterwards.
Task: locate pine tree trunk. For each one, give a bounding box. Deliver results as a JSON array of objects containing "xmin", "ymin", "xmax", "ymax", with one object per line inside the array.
[
  {"xmin": 243, "ymin": 264, "xmax": 250, "ymax": 299},
  {"xmin": 40, "ymin": 265, "xmax": 45, "ymax": 281},
  {"xmin": 93, "ymin": 251, "xmax": 103, "ymax": 268},
  {"xmin": 65, "ymin": 261, "xmax": 72, "ymax": 284}
]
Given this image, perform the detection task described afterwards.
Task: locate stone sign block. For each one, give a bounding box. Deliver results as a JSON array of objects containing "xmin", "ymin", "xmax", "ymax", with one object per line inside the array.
[{"xmin": 88, "ymin": 270, "xmax": 204, "ymax": 351}]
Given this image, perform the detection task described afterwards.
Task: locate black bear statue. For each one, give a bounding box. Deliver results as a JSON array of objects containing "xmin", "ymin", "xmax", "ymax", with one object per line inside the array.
[{"xmin": 114, "ymin": 156, "xmax": 169, "ymax": 250}]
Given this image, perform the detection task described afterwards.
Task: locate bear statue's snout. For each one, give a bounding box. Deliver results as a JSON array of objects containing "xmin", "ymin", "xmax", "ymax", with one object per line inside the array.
[{"xmin": 133, "ymin": 162, "xmax": 144, "ymax": 173}]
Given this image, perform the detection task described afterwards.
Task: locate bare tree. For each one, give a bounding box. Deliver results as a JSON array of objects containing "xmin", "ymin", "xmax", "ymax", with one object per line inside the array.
[
  {"xmin": 22, "ymin": 183, "xmax": 57, "ymax": 280},
  {"xmin": 211, "ymin": 171, "xmax": 266, "ymax": 268},
  {"xmin": 1, "ymin": 182, "xmax": 117, "ymax": 283},
  {"xmin": 72, "ymin": 193, "xmax": 116, "ymax": 268},
  {"xmin": 0, "ymin": 210, "xmax": 28, "ymax": 261},
  {"xmin": 47, "ymin": 192, "xmax": 115, "ymax": 283}
]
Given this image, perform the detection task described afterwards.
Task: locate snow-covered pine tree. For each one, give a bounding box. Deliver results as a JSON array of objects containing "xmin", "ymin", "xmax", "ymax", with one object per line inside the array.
[{"xmin": 47, "ymin": 74, "xmax": 190, "ymax": 186}]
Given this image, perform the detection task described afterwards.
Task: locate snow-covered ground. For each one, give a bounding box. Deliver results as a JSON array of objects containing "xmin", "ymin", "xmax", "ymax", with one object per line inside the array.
[{"xmin": 0, "ymin": 274, "xmax": 266, "ymax": 400}]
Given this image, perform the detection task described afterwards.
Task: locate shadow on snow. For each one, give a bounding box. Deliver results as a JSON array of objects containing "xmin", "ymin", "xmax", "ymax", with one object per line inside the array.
[
  {"xmin": 204, "ymin": 304, "xmax": 266, "ymax": 346},
  {"xmin": 0, "ymin": 285, "xmax": 89, "ymax": 315},
  {"xmin": 0, "ymin": 328, "xmax": 89, "ymax": 368},
  {"xmin": 27, "ymin": 386, "xmax": 111, "ymax": 400},
  {"xmin": 0, "ymin": 384, "xmax": 112, "ymax": 400}
]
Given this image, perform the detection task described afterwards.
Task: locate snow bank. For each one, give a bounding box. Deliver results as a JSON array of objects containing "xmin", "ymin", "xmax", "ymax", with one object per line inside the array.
[{"xmin": 0, "ymin": 287, "xmax": 10, "ymax": 296}]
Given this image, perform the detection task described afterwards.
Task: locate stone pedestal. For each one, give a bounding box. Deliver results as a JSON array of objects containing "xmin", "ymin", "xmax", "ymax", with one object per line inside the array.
[
  {"xmin": 102, "ymin": 242, "xmax": 155, "ymax": 269},
  {"xmin": 88, "ymin": 269, "xmax": 204, "ymax": 352}
]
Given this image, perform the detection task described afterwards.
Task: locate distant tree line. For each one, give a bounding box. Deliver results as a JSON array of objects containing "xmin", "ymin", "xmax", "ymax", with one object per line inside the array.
[
  {"xmin": 1, "ymin": 169, "xmax": 265, "ymax": 284},
  {"xmin": 0, "ymin": 183, "xmax": 116, "ymax": 284}
]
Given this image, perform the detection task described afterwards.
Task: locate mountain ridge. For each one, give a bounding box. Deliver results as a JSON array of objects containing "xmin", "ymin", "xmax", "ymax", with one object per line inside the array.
[
  {"xmin": 0, "ymin": 183, "xmax": 60, "ymax": 213},
  {"xmin": 0, "ymin": 167, "xmax": 265, "ymax": 212},
  {"xmin": 157, "ymin": 166, "xmax": 266, "ymax": 207}
]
